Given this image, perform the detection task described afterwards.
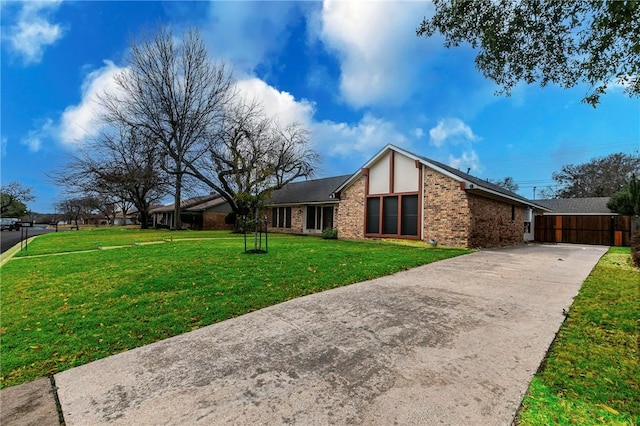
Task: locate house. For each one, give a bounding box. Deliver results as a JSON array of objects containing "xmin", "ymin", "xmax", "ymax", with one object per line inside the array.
[
  {"xmin": 264, "ymin": 144, "xmax": 546, "ymax": 248},
  {"xmin": 533, "ymin": 197, "xmax": 634, "ymax": 246},
  {"xmin": 265, "ymin": 175, "xmax": 350, "ymax": 235},
  {"xmin": 150, "ymin": 194, "xmax": 232, "ymax": 230}
]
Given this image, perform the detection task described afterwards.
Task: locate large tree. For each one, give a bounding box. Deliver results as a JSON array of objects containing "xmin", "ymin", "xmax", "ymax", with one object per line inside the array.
[
  {"xmin": 184, "ymin": 100, "xmax": 318, "ymax": 220},
  {"xmin": 608, "ymin": 174, "xmax": 640, "ymax": 215},
  {"xmin": 100, "ymin": 27, "xmax": 234, "ymax": 229},
  {"xmin": 417, "ymin": 1, "xmax": 639, "ymax": 106},
  {"xmin": 548, "ymin": 152, "xmax": 640, "ymax": 198},
  {"xmin": 1, "ymin": 181, "xmax": 34, "ymax": 217},
  {"xmin": 490, "ymin": 176, "xmax": 519, "ymax": 192},
  {"xmin": 55, "ymin": 123, "xmax": 168, "ymax": 229}
]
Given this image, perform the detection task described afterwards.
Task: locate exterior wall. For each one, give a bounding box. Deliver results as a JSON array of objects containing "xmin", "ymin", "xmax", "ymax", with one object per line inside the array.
[
  {"xmin": 265, "ymin": 206, "xmax": 304, "ymax": 234},
  {"xmin": 203, "ymin": 212, "xmax": 234, "ymax": 230},
  {"xmin": 422, "ymin": 168, "xmax": 470, "ymax": 247},
  {"xmin": 467, "ymin": 194, "xmax": 524, "ymax": 247},
  {"xmin": 336, "ymin": 175, "xmax": 366, "ymax": 239}
]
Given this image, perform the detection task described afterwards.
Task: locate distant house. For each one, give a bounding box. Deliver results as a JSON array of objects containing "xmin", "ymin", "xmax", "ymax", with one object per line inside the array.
[
  {"xmin": 535, "ymin": 197, "xmax": 615, "ymax": 215},
  {"xmin": 150, "ymin": 194, "xmax": 232, "ymax": 230}
]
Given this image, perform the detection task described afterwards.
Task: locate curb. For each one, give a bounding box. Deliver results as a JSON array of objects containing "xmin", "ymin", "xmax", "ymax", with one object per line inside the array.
[{"xmin": 0, "ymin": 235, "xmax": 41, "ymax": 267}]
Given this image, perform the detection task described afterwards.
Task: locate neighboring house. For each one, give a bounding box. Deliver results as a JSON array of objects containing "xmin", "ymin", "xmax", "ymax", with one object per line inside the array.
[
  {"xmin": 150, "ymin": 194, "xmax": 232, "ymax": 230},
  {"xmin": 332, "ymin": 144, "xmax": 547, "ymax": 248},
  {"xmin": 534, "ymin": 197, "xmax": 633, "ymax": 246},
  {"xmin": 265, "ymin": 175, "xmax": 351, "ymax": 235},
  {"xmin": 113, "ymin": 210, "xmax": 140, "ymax": 226}
]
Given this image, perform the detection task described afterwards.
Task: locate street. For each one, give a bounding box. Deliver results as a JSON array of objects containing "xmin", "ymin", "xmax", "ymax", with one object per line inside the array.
[{"xmin": 0, "ymin": 226, "xmax": 55, "ymax": 254}]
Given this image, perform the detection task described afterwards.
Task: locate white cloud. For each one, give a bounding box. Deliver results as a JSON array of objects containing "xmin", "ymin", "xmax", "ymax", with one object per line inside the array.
[
  {"xmin": 448, "ymin": 150, "xmax": 482, "ymax": 174},
  {"xmin": 317, "ymin": 0, "xmax": 431, "ymax": 108},
  {"xmin": 429, "ymin": 118, "xmax": 478, "ymax": 148},
  {"xmin": 235, "ymin": 77, "xmax": 315, "ymax": 128},
  {"xmin": 315, "ymin": 113, "xmax": 408, "ymax": 159},
  {"xmin": 58, "ymin": 61, "xmax": 126, "ymax": 146},
  {"xmin": 21, "ymin": 118, "xmax": 54, "ymax": 152},
  {"xmin": 4, "ymin": 0, "xmax": 65, "ymax": 65},
  {"xmin": 203, "ymin": 2, "xmax": 302, "ymax": 73}
]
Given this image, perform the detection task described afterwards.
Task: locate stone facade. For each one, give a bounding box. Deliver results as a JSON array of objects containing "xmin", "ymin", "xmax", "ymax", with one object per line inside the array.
[
  {"xmin": 468, "ymin": 194, "xmax": 524, "ymax": 247},
  {"xmin": 336, "ymin": 166, "xmax": 527, "ymax": 248},
  {"xmin": 265, "ymin": 206, "xmax": 304, "ymax": 234},
  {"xmin": 422, "ymin": 168, "xmax": 471, "ymax": 247},
  {"xmin": 335, "ymin": 175, "xmax": 366, "ymax": 239},
  {"xmin": 203, "ymin": 212, "xmax": 234, "ymax": 231}
]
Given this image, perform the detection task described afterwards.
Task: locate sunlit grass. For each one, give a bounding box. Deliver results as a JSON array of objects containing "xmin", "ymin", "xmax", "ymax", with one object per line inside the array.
[
  {"xmin": 517, "ymin": 247, "xmax": 639, "ymax": 425},
  {"xmin": 1, "ymin": 231, "xmax": 470, "ymax": 388}
]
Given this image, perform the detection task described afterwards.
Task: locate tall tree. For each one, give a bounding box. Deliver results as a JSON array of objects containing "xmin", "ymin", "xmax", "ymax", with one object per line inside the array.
[
  {"xmin": 608, "ymin": 174, "xmax": 640, "ymax": 215},
  {"xmin": 490, "ymin": 176, "xmax": 519, "ymax": 192},
  {"xmin": 183, "ymin": 100, "xmax": 318, "ymax": 232},
  {"xmin": 551, "ymin": 152, "xmax": 640, "ymax": 198},
  {"xmin": 100, "ymin": 27, "xmax": 234, "ymax": 229},
  {"xmin": 52, "ymin": 123, "xmax": 167, "ymax": 229},
  {"xmin": 1, "ymin": 181, "xmax": 34, "ymax": 216},
  {"xmin": 417, "ymin": 1, "xmax": 639, "ymax": 106}
]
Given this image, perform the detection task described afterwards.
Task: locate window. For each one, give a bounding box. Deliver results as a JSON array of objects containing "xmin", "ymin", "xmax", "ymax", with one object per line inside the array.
[
  {"xmin": 511, "ymin": 205, "xmax": 515, "ymax": 221},
  {"xmin": 306, "ymin": 206, "xmax": 316, "ymax": 230},
  {"xmin": 366, "ymin": 198, "xmax": 380, "ymax": 234},
  {"xmin": 401, "ymin": 195, "xmax": 418, "ymax": 236},
  {"xmin": 272, "ymin": 207, "xmax": 291, "ymax": 228},
  {"xmin": 366, "ymin": 194, "xmax": 418, "ymax": 237},
  {"xmin": 382, "ymin": 196, "xmax": 398, "ymax": 234}
]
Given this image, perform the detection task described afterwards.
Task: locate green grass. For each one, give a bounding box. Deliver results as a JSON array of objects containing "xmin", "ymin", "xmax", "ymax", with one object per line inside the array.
[
  {"xmin": 0, "ymin": 230, "xmax": 470, "ymax": 388},
  {"xmin": 517, "ymin": 247, "xmax": 640, "ymax": 425},
  {"xmin": 15, "ymin": 227, "xmax": 236, "ymax": 256}
]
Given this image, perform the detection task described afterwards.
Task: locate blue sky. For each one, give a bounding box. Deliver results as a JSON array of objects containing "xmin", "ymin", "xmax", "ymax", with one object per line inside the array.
[{"xmin": 1, "ymin": 1, "xmax": 639, "ymax": 213}]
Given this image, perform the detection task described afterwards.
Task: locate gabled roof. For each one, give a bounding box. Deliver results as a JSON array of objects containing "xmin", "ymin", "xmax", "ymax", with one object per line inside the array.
[
  {"xmin": 535, "ymin": 197, "xmax": 614, "ymax": 215},
  {"xmin": 267, "ymin": 175, "xmax": 351, "ymax": 206},
  {"xmin": 335, "ymin": 144, "xmax": 549, "ymax": 210},
  {"xmin": 150, "ymin": 194, "xmax": 220, "ymax": 213}
]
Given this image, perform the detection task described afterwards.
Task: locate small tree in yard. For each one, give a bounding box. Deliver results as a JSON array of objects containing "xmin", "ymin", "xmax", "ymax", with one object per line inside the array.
[{"xmin": 1, "ymin": 181, "xmax": 34, "ymax": 217}]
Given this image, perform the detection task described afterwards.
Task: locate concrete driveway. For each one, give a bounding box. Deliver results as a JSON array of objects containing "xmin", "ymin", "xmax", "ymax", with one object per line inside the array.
[{"xmin": 52, "ymin": 244, "xmax": 606, "ymax": 425}]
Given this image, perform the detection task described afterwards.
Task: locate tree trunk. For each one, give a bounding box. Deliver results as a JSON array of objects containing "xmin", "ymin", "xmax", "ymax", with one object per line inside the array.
[{"xmin": 173, "ymin": 172, "xmax": 182, "ymax": 230}]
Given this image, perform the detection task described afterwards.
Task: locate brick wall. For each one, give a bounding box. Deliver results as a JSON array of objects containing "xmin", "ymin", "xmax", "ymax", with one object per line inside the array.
[
  {"xmin": 203, "ymin": 212, "xmax": 234, "ymax": 230},
  {"xmin": 468, "ymin": 194, "xmax": 524, "ymax": 247},
  {"xmin": 422, "ymin": 168, "xmax": 471, "ymax": 247},
  {"xmin": 335, "ymin": 175, "xmax": 365, "ymax": 239},
  {"xmin": 265, "ymin": 206, "xmax": 304, "ymax": 234}
]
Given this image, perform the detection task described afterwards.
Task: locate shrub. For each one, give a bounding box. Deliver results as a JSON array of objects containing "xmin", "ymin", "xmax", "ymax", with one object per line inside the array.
[
  {"xmin": 322, "ymin": 227, "xmax": 338, "ymax": 239},
  {"xmin": 631, "ymin": 231, "xmax": 640, "ymax": 268}
]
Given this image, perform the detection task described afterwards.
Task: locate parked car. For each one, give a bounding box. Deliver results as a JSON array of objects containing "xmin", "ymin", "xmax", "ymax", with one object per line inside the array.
[{"xmin": 0, "ymin": 218, "xmax": 20, "ymax": 231}]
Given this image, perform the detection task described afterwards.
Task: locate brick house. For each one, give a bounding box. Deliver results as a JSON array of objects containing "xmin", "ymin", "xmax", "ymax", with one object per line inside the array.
[
  {"xmin": 332, "ymin": 144, "xmax": 547, "ymax": 248},
  {"xmin": 265, "ymin": 175, "xmax": 350, "ymax": 235},
  {"xmin": 150, "ymin": 194, "xmax": 233, "ymax": 230}
]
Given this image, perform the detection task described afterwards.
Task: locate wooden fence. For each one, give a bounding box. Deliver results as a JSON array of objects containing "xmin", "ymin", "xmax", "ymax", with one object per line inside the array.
[{"xmin": 534, "ymin": 215, "xmax": 633, "ymax": 246}]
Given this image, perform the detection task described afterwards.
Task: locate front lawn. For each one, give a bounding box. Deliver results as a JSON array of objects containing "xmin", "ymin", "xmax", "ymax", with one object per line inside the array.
[
  {"xmin": 1, "ymin": 231, "xmax": 469, "ymax": 388},
  {"xmin": 517, "ymin": 247, "xmax": 640, "ymax": 425}
]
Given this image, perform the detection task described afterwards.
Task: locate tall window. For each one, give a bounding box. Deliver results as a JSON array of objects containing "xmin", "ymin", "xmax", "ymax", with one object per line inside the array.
[
  {"xmin": 272, "ymin": 207, "xmax": 291, "ymax": 228},
  {"xmin": 401, "ymin": 195, "xmax": 418, "ymax": 236},
  {"xmin": 306, "ymin": 206, "xmax": 335, "ymax": 231},
  {"xmin": 366, "ymin": 198, "xmax": 380, "ymax": 234},
  {"xmin": 366, "ymin": 194, "xmax": 418, "ymax": 238},
  {"xmin": 382, "ymin": 196, "xmax": 398, "ymax": 234}
]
